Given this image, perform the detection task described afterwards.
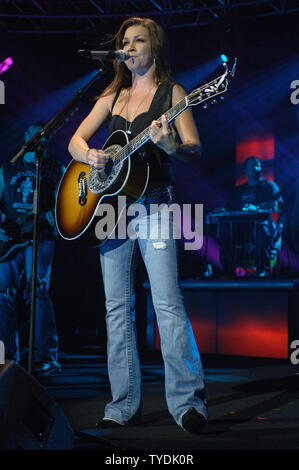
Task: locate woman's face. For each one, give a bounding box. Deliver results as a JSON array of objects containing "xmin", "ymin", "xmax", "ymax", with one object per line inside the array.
[{"xmin": 122, "ymin": 24, "xmax": 154, "ymax": 75}]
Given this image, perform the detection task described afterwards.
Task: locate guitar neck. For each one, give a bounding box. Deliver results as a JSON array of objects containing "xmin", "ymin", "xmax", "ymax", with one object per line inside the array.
[
  {"xmin": 117, "ymin": 96, "xmax": 188, "ymax": 161},
  {"xmin": 116, "ymin": 65, "xmax": 233, "ymax": 162}
]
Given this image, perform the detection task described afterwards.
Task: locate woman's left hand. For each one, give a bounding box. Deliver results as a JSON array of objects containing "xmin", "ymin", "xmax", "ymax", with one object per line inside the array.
[{"xmin": 150, "ymin": 114, "xmax": 177, "ymax": 155}]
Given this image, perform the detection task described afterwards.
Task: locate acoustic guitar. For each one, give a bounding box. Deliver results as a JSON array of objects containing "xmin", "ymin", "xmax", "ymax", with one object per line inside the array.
[{"xmin": 55, "ymin": 62, "xmax": 236, "ymax": 246}]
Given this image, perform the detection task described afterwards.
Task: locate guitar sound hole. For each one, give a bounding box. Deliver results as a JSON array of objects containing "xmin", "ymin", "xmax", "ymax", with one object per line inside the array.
[
  {"xmin": 104, "ymin": 158, "xmax": 113, "ymax": 176},
  {"xmin": 88, "ymin": 144, "xmax": 124, "ymax": 194}
]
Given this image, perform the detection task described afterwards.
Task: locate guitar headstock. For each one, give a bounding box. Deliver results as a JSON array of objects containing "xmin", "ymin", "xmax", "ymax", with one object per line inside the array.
[{"xmin": 187, "ymin": 58, "xmax": 237, "ymax": 108}]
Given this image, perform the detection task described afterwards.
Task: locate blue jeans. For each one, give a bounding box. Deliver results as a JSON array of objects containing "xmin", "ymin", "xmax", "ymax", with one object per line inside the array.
[
  {"xmin": 100, "ymin": 201, "xmax": 207, "ymax": 427},
  {"xmin": 0, "ymin": 240, "xmax": 58, "ymax": 362}
]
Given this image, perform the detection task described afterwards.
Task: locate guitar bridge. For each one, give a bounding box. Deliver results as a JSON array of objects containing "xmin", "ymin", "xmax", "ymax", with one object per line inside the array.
[{"xmin": 78, "ymin": 172, "xmax": 87, "ymax": 206}]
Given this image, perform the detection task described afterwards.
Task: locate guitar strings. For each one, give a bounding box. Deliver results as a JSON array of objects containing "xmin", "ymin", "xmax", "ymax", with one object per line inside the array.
[{"xmin": 105, "ymin": 76, "xmax": 227, "ymax": 169}]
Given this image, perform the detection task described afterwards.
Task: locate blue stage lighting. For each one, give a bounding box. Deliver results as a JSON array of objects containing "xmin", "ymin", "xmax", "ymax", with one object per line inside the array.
[{"xmin": 220, "ymin": 54, "xmax": 228, "ymax": 63}]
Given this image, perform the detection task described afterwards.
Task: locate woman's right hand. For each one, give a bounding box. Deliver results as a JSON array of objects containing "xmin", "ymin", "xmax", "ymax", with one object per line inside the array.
[{"xmin": 86, "ymin": 148, "xmax": 110, "ymax": 171}]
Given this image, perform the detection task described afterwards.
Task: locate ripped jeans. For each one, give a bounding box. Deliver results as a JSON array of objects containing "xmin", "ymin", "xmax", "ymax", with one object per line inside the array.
[
  {"xmin": 0, "ymin": 240, "xmax": 58, "ymax": 362},
  {"xmin": 99, "ymin": 198, "xmax": 207, "ymax": 427}
]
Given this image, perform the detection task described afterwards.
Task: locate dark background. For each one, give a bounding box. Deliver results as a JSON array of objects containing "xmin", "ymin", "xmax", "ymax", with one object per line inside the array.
[{"xmin": 0, "ymin": 8, "xmax": 298, "ymax": 351}]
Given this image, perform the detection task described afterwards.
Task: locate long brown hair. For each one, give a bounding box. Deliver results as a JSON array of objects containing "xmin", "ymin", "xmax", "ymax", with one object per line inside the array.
[{"xmin": 100, "ymin": 17, "xmax": 174, "ymax": 97}]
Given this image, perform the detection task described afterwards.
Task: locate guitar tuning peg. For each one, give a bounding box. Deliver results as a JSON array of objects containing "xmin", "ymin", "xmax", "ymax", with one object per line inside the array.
[
  {"xmin": 211, "ymin": 99, "xmax": 217, "ymax": 104},
  {"xmin": 202, "ymin": 103, "xmax": 208, "ymax": 109}
]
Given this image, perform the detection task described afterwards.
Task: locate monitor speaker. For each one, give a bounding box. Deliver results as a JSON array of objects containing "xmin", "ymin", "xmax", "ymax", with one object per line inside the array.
[{"xmin": 0, "ymin": 361, "xmax": 74, "ymax": 450}]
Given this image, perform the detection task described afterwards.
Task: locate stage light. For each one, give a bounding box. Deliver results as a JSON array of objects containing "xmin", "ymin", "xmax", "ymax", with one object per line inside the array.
[
  {"xmin": 220, "ymin": 54, "xmax": 228, "ymax": 64},
  {"xmin": 0, "ymin": 57, "xmax": 14, "ymax": 75},
  {"xmin": 175, "ymin": 58, "xmax": 220, "ymax": 91}
]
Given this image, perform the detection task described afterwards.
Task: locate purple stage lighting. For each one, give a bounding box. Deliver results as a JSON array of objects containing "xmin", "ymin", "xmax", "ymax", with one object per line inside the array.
[{"xmin": 0, "ymin": 57, "xmax": 14, "ymax": 75}]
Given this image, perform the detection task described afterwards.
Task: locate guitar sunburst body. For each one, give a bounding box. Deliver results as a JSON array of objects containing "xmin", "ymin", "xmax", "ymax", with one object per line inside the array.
[{"xmin": 55, "ymin": 130, "xmax": 149, "ymax": 244}]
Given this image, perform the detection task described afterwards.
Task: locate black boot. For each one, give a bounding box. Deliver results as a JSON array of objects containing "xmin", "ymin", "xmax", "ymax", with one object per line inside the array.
[{"xmin": 181, "ymin": 408, "xmax": 207, "ymax": 434}]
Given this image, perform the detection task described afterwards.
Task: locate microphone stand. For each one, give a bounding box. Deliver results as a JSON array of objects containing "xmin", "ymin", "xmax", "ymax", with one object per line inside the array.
[
  {"xmin": 28, "ymin": 141, "xmax": 43, "ymax": 377},
  {"xmin": 10, "ymin": 65, "xmax": 105, "ymax": 375}
]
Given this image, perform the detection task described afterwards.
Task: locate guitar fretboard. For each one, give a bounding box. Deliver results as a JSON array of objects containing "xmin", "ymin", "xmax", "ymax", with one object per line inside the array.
[{"xmin": 116, "ymin": 97, "xmax": 188, "ymax": 163}]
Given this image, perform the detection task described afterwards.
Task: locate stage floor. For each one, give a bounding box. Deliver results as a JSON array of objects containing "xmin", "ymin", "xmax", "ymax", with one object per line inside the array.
[{"xmin": 35, "ymin": 346, "xmax": 299, "ymax": 458}]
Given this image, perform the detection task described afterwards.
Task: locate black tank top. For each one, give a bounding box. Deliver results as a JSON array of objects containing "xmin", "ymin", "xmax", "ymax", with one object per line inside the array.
[{"xmin": 108, "ymin": 83, "xmax": 176, "ymax": 187}]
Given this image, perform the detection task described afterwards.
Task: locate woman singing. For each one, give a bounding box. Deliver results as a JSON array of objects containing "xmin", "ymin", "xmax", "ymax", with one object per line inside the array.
[{"xmin": 68, "ymin": 16, "xmax": 207, "ymax": 434}]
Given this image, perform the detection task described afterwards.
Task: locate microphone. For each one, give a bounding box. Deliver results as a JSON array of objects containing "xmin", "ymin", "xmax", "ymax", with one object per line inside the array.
[{"xmin": 78, "ymin": 49, "xmax": 130, "ymax": 63}]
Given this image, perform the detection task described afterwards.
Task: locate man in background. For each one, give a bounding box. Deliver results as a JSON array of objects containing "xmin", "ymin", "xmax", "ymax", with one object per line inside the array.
[
  {"xmin": 0, "ymin": 122, "xmax": 64, "ymax": 374},
  {"xmin": 222, "ymin": 156, "xmax": 284, "ymax": 276}
]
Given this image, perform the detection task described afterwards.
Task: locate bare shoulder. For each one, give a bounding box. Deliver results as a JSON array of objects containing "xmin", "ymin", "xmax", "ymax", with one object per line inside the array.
[
  {"xmin": 172, "ymin": 83, "xmax": 187, "ymax": 103},
  {"xmin": 94, "ymin": 91, "xmax": 118, "ymax": 114}
]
